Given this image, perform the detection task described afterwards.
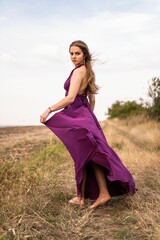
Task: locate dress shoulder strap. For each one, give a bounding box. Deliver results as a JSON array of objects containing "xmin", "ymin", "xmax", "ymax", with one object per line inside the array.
[{"xmin": 69, "ymin": 64, "xmax": 84, "ymax": 79}]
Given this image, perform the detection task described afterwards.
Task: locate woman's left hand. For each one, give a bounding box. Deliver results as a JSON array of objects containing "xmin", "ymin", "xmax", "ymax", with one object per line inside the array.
[{"xmin": 40, "ymin": 108, "xmax": 50, "ymax": 123}]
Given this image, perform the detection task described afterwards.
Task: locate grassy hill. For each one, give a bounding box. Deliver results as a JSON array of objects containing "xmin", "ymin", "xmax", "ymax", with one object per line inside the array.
[{"xmin": 0, "ymin": 117, "xmax": 160, "ymax": 240}]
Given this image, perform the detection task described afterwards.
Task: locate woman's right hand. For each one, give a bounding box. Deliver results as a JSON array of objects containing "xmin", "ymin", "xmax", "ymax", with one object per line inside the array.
[{"xmin": 40, "ymin": 108, "xmax": 50, "ymax": 123}]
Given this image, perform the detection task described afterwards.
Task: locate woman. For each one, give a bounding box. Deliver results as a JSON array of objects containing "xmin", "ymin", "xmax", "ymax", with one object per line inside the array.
[{"xmin": 40, "ymin": 40, "xmax": 136, "ymax": 209}]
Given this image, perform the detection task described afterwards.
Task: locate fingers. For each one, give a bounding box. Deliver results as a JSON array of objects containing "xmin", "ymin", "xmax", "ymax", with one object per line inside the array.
[
  {"xmin": 40, "ymin": 110, "xmax": 49, "ymax": 123},
  {"xmin": 40, "ymin": 116, "xmax": 46, "ymax": 123}
]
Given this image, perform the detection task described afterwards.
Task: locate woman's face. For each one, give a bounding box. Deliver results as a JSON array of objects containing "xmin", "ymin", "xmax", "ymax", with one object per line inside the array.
[{"xmin": 69, "ymin": 46, "xmax": 84, "ymax": 67}]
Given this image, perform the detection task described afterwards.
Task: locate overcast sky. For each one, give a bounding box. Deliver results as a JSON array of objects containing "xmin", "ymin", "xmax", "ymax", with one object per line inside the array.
[{"xmin": 0, "ymin": 0, "xmax": 160, "ymax": 126}]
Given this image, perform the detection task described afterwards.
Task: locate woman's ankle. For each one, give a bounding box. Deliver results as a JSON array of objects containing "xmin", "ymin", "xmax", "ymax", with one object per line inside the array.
[{"xmin": 99, "ymin": 191, "xmax": 111, "ymax": 198}]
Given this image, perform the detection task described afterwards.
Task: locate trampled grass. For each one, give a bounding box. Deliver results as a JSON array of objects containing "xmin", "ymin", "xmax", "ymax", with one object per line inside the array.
[{"xmin": 0, "ymin": 118, "xmax": 160, "ymax": 240}]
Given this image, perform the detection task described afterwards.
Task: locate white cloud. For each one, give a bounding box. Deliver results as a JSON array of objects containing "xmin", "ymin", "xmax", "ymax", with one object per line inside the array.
[
  {"xmin": 0, "ymin": 53, "xmax": 13, "ymax": 62},
  {"xmin": 0, "ymin": 15, "xmax": 7, "ymax": 22},
  {"xmin": 0, "ymin": 4, "xmax": 160, "ymax": 125},
  {"xmin": 84, "ymin": 11, "xmax": 160, "ymax": 71},
  {"xmin": 33, "ymin": 44, "xmax": 59, "ymax": 58}
]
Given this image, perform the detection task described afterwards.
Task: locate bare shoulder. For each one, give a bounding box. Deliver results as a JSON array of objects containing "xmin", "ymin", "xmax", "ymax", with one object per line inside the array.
[{"xmin": 73, "ymin": 66, "xmax": 86, "ymax": 78}]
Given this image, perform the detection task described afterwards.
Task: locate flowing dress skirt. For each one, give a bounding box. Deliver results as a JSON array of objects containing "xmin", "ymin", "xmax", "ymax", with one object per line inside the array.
[{"xmin": 45, "ymin": 69, "xmax": 136, "ymax": 200}]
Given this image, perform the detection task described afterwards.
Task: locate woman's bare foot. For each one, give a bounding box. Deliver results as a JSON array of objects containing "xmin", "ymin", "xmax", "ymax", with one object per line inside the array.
[
  {"xmin": 69, "ymin": 196, "xmax": 85, "ymax": 206},
  {"xmin": 89, "ymin": 194, "xmax": 111, "ymax": 209},
  {"xmin": 69, "ymin": 196, "xmax": 81, "ymax": 205}
]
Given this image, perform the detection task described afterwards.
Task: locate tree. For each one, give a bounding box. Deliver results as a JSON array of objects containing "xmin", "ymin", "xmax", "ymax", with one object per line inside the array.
[{"xmin": 148, "ymin": 77, "xmax": 160, "ymax": 120}]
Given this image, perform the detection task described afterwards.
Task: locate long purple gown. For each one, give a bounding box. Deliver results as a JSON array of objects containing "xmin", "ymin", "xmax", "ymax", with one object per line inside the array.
[{"xmin": 45, "ymin": 65, "xmax": 136, "ymax": 200}]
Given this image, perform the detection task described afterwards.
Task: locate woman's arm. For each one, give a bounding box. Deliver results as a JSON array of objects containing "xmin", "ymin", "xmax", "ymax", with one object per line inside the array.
[
  {"xmin": 40, "ymin": 68, "xmax": 85, "ymax": 123},
  {"xmin": 88, "ymin": 92, "xmax": 95, "ymax": 111}
]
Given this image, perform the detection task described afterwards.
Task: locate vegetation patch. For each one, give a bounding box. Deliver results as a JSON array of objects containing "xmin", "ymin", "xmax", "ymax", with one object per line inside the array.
[{"xmin": 0, "ymin": 122, "xmax": 159, "ymax": 239}]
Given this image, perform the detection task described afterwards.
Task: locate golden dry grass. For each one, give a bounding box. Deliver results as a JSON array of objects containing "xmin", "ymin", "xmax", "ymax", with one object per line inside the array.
[{"xmin": 0, "ymin": 117, "xmax": 160, "ymax": 240}]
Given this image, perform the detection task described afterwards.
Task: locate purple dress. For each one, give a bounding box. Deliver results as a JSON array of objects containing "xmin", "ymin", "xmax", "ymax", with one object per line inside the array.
[{"xmin": 45, "ymin": 65, "xmax": 136, "ymax": 200}]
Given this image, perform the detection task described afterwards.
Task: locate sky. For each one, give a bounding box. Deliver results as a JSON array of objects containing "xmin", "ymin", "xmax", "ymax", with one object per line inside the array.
[{"xmin": 0, "ymin": 0, "xmax": 160, "ymax": 126}]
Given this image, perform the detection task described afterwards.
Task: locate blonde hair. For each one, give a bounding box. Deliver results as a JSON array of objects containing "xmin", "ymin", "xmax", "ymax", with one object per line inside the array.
[{"xmin": 69, "ymin": 40, "xmax": 99, "ymax": 94}]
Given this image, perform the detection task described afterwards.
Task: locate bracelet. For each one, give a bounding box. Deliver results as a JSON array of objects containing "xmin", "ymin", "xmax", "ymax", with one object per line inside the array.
[{"xmin": 48, "ymin": 107, "xmax": 52, "ymax": 113}]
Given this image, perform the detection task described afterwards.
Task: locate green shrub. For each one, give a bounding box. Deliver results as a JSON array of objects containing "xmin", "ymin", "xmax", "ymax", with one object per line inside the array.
[{"xmin": 107, "ymin": 100, "xmax": 146, "ymax": 119}]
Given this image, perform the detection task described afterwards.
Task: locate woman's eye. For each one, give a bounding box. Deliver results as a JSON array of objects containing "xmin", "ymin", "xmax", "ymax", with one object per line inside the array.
[{"xmin": 70, "ymin": 52, "xmax": 81, "ymax": 56}]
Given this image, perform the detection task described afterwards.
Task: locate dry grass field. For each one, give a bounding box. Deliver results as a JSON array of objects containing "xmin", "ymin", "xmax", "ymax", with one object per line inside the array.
[{"xmin": 0, "ymin": 116, "xmax": 160, "ymax": 240}]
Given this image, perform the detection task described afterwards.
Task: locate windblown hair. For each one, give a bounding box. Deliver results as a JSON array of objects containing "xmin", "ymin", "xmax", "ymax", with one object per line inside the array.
[{"xmin": 69, "ymin": 40, "xmax": 99, "ymax": 94}]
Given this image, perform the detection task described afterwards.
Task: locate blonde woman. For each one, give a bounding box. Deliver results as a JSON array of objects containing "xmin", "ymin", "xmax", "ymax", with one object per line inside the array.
[{"xmin": 40, "ymin": 40, "xmax": 136, "ymax": 209}]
